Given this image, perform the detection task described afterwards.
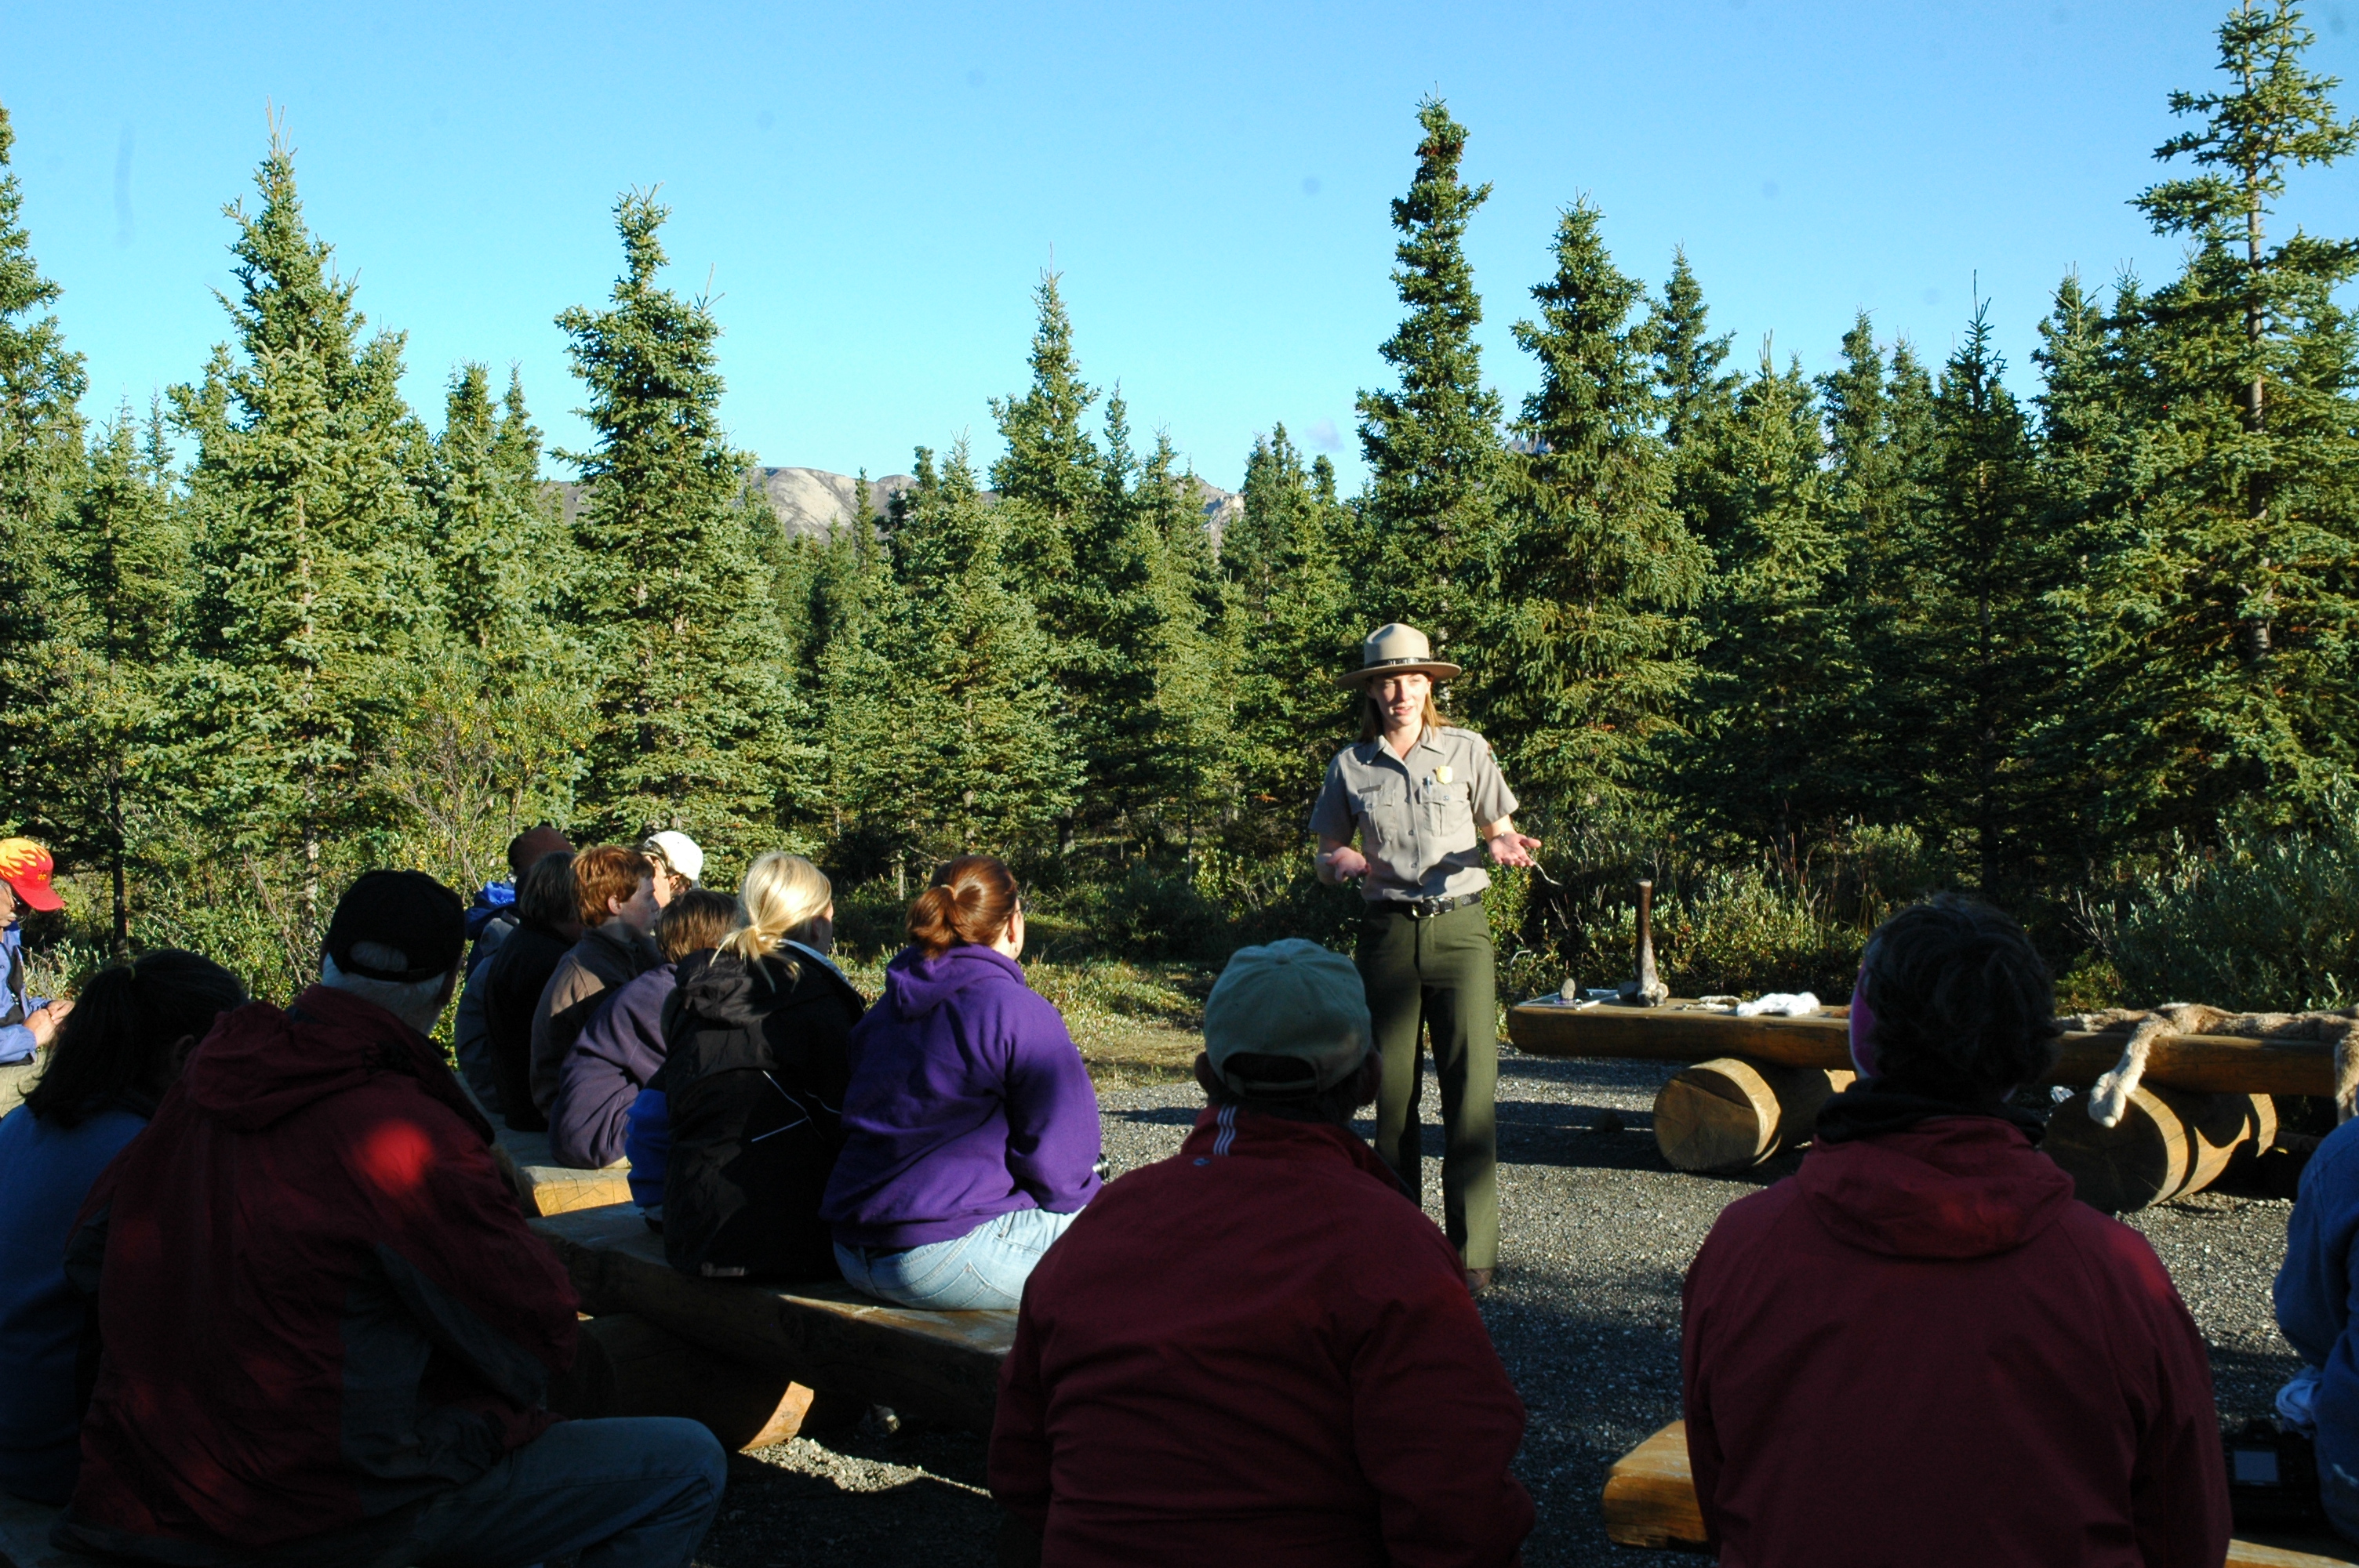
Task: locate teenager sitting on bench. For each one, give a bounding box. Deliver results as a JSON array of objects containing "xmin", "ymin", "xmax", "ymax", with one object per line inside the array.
[
  {"xmin": 53, "ymin": 870, "xmax": 725, "ymax": 1567},
  {"xmin": 823, "ymin": 855, "xmax": 1101, "ymax": 1310},
  {"xmin": 990, "ymin": 938, "xmax": 1533, "ymax": 1566},
  {"xmin": 1681, "ymin": 895, "xmax": 2229, "ymax": 1567},
  {"xmin": 0, "ymin": 950, "xmax": 244, "ymax": 1505}
]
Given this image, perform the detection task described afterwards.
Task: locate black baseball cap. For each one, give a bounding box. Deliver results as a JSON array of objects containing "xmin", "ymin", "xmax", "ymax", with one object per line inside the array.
[{"xmin": 323, "ymin": 870, "xmax": 467, "ymax": 983}]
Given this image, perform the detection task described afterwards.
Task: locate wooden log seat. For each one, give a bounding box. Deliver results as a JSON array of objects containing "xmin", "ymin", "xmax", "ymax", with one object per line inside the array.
[
  {"xmin": 1510, "ymin": 1000, "xmax": 2339, "ymax": 1098},
  {"xmin": 1652, "ymin": 1058, "xmax": 1853, "ymax": 1173},
  {"xmin": 489, "ymin": 1124, "xmax": 634, "ymax": 1218},
  {"xmin": 2042, "ymin": 1087, "xmax": 2278, "ymax": 1213},
  {"xmin": 562, "ymin": 1312, "xmax": 815, "ymax": 1450},
  {"xmin": 1601, "ymin": 1421, "xmax": 2357, "ymax": 1565},
  {"xmin": 529, "ymin": 1203, "xmax": 1015, "ymax": 1435}
]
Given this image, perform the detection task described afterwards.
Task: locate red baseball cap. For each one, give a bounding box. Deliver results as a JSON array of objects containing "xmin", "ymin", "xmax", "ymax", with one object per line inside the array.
[{"xmin": 0, "ymin": 839, "xmax": 62, "ymax": 913}]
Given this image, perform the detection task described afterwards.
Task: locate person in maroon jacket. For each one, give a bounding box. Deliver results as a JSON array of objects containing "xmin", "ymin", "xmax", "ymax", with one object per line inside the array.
[
  {"xmin": 53, "ymin": 871, "xmax": 726, "ymax": 1567},
  {"xmin": 1681, "ymin": 894, "xmax": 2230, "ymax": 1568},
  {"xmin": 990, "ymin": 938, "xmax": 1532, "ymax": 1568}
]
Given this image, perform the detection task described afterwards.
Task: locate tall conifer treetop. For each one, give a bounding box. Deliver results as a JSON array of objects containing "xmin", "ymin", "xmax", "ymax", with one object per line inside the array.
[
  {"xmin": 1357, "ymin": 96, "xmax": 1507, "ymax": 646},
  {"xmin": 1487, "ymin": 201, "xmax": 1706, "ymax": 808},
  {"xmin": 171, "ymin": 121, "xmax": 434, "ymax": 917},
  {"xmin": 0, "ymin": 101, "xmax": 90, "ymax": 737},
  {"xmin": 556, "ymin": 189, "xmax": 804, "ymax": 853}
]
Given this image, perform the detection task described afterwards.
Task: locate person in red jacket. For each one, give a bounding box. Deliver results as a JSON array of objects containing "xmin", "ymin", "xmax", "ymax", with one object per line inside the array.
[
  {"xmin": 990, "ymin": 937, "xmax": 1532, "ymax": 1568},
  {"xmin": 53, "ymin": 870, "xmax": 726, "ymax": 1567},
  {"xmin": 1681, "ymin": 894, "xmax": 2230, "ymax": 1568}
]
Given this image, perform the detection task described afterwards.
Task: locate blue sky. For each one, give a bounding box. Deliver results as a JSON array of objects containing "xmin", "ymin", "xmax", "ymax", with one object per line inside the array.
[{"xmin": 9, "ymin": 0, "xmax": 2357, "ymax": 491}]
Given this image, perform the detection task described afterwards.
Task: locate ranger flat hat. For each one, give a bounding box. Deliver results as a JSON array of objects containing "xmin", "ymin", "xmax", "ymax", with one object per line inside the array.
[{"xmin": 1335, "ymin": 622, "xmax": 1462, "ymax": 689}]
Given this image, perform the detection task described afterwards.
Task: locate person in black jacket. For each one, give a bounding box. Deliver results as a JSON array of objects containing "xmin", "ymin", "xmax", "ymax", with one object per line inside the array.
[
  {"xmin": 482, "ymin": 850, "xmax": 579, "ymax": 1132},
  {"xmin": 660, "ymin": 852, "xmax": 861, "ymax": 1280}
]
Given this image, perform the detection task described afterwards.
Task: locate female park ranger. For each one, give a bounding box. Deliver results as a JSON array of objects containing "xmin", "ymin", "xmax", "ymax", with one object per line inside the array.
[{"xmin": 1311, "ymin": 624, "xmax": 1538, "ymax": 1291}]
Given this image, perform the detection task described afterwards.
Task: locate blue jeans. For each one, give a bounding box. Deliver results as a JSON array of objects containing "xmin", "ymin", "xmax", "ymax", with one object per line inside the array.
[
  {"xmin": 405, "ymin": 1415, "xmax": 724, "ymax": 1567},
  {"xmin": 834, "ymin": 1207, "xmax": 1078, "ymax": 1309}
]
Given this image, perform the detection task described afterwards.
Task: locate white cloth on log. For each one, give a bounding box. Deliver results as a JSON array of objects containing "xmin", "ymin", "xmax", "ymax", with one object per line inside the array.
[{"xmin": 1734, "ymin": 992, "xmax": 1821, "ymax": 1018}]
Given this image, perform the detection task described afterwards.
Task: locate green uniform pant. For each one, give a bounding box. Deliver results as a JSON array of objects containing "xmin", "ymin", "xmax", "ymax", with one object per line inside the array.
[{"xmin": 1355, "ymin": 900, "xmax": 1498, "ymax": 1270}]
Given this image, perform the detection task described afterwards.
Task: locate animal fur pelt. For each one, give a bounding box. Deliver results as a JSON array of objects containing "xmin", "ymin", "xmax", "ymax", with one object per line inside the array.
[{"xmin": 2060, "ymin": 1004, "xmax": 2359, "ymax": 1127}]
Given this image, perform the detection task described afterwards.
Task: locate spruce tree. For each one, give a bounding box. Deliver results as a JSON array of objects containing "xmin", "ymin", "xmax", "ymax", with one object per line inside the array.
[
  {"xmin": 1230, "ymin": 426, "xmax": 1358, "ymax": 837},
  {"xmin": 1485, "ymin": 201, "xmax": 1708, "ymax": 812},
  {"xmin": 432, "ymin": 364, "xmax": 570, "ymax": 655},
  {"xmin": 1129, "ymin": 431, "xmax": 1233, "ymax": 851},
  {"xmin": 990, "ymin": 275, "xmax": 1105, "ymax": 849},
  {"xmin": 556, "ymin": 191, "xmax": 805, "ymax": 857},
  {"xmin": 30, "ymin": 411, "xmax": 183, "ymax": 949},
  {"xmin": 1648, "ymin": 247, "xmax": 1738, "ymax": 546},
  {"xmin": 1813, "ymin": 315, "xmax": 1934, "ymax": 820},
  {"xmin": 0, "ymin": 103, "xmax": 89, "ymax": 821},
  {"xmin": 990, "ymin": 274, "xmax": 1103, "ymax": 621},
  {"xmin": 1901, "ymin": 305, "xmax": 2066, "ymax": 891},
  {"xmin": 2070, "ymin": 0, "xmax": 2359, "ymax": 834},
  {"xmin": 374, "ymin": 365, "xmax": 586, "ymax": 891},
  {"xmin": 1676, "ymin": 347, "xmax": 1851, "ymax": 847},
  {"xmin": 1356, "ymin": 96, "xmax": 1507, "ymax": 650},
  {"xmin": 834, "ymin": 441, "xmax": 1076, "ymax": 869},
  {"xmin": 170, "ymin": 124, "xmax": 435, "ymax": 926}
]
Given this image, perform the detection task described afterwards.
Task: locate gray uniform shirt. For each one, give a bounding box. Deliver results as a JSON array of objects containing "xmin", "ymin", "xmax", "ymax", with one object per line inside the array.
[{"xmin": 1310, "ymin": 725, "xmax": 1519, "ymax": 903}]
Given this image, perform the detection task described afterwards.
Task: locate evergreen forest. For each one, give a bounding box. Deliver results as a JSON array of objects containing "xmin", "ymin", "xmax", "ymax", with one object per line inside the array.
[{"xmin": 5, "ymin": 1, "xmax": 2359, "ymax": 1020}]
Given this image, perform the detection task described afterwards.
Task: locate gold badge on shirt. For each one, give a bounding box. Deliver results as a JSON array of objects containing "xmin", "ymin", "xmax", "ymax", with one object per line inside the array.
[{"xmin": 1434, "ymin": 765, "xmax": 1453, "ymax": 785}]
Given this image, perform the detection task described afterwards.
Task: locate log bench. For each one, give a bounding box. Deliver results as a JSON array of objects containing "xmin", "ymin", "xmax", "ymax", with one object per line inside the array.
[
  {"xmin": 1602, "ymin": 1421, "xmax": 2356, "ymax": 1566},
  {"xmin": 488, "ymin": 1120, "xmax": 635, "ymax": 1218},
  {"xmin": 1511, "ymin": 1000, "xmax": 2310, "ymax": 1210},
  {"xmin": 529, "ymin": 1202, "xmax": 1016, "ymax": 1435}
]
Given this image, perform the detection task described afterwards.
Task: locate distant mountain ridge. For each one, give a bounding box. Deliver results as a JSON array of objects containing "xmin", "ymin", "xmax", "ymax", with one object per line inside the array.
[{"xmin": 551, "ymin": 466, "xmax": 1241, "ymax": 543}]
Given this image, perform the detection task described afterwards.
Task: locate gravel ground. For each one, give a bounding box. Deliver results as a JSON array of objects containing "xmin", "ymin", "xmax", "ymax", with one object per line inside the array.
[{"xmin": 692, "ymin": 1051, "xmax": 2314, "ymax": 1567}]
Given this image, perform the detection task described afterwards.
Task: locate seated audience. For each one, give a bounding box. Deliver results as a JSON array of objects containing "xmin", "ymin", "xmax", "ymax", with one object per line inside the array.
[
  {"xmin": 0, "ymin": 951, "xmax": 245, "ymax": 1506},
  {"xmin": 638, "ymin": 829, "xmax": 705, "ymax": 906},
  {"xmin": 526, "ymin": 844, "xmax": 660, "ymax": 1121},
  {"xmin": 453, "ymin": 826, "xmax": 573, "ymax": 1111},
  {"xmin": 549, "ymin": 887, "xmax": 736, "ymax": 1170},
  {"xmin": 663, "ymin": 854, "xmax": 862, "ymax": 1279},
  {"xmin": 990, "ymin": 938, "xmax": 1533, "ymax": 1566},
  {"xmin": 53, "ymin": 870, "xmax": 725, "ymax": 1566},
  {"xmin": 2274, "ymin": 1080, "xmax": 2359, "ymax": 1541},
  {"xmin": 0, "ymin": 839, "xmax": 71, "ymax": 1119},
  {"xmin": 1681, "ymin": 895, "xmax": 2229, "ymax": 1567},
  {"xmin": 822, "ymin": 855, "xmax": 1100, "ymax": 1309},
  {"xmin": 482, "ymin": 848, "xmax": 579, "ymax": 1132}
]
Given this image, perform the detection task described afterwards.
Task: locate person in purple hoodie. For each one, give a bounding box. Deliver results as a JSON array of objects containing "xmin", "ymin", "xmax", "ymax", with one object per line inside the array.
[{"xmin": 823, "ymin": 855, "xmax": 1102, "ymax": 1310}]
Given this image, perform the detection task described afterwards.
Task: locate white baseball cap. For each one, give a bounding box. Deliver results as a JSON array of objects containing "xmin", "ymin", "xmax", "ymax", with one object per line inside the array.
[{"xmin": 642, "ymin": 830, "xmax": 704, "ymax": 884}]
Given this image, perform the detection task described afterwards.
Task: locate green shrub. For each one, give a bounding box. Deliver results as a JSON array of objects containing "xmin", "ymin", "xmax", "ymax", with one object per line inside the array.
[{"xmin": 2093, "ymin": 807, "xmax": 2359, "ymax": 1011}]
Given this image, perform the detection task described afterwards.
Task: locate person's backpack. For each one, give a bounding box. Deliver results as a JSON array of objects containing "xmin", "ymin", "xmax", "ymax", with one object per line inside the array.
[{"xmin": 660, "ymin": 948, "xmax": 860, "ymax": 1281}]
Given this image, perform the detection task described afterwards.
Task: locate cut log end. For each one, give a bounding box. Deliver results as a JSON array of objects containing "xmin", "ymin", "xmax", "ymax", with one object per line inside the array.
[
  {"xmin": 565, "ymin": 1312, "xmax": 816, "ymax": 1450},
  {"xmin": 2044, "ymin": 1087, "xmax": 2276, "ymax": 1213},
  {"xmin": 1652, "ymin": 1058, "xmax": 1854, "ymax": 1174}
]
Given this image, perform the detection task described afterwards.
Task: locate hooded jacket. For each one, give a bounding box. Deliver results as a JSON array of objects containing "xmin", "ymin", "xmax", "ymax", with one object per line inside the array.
[
  {"xmin": 482, "ymin": 916, "xmax": 574, "ymax": 1132},
  {"xmin": 529, "ymin": 921, "xmax": 658, "ymax": 1116},
  {"xmin": 54, "ymin": 986, "xmax": 578, "ymax": 1562},
  {"xmin": 2274, "ymin": 1112, "xmax": 2359, "ymax": 1532},
  {"xmin": 820, "ymin": 943, "xmax": 1102, "ymax": 1252},
  {"xmin": 660, "ymin": 944, "xmax": 860, "ymax": 1279},
  {"xmin": 549, "ymin": 962, "xmax": 675, "ymax": 1170},
  {"xmin": 1681, "ymin": 1117, "xmax": 2229, "ymax": 1568},
  {"xmin": 990, "ymin": 1105, "xmax": 1533, "ymax": 1567}
]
